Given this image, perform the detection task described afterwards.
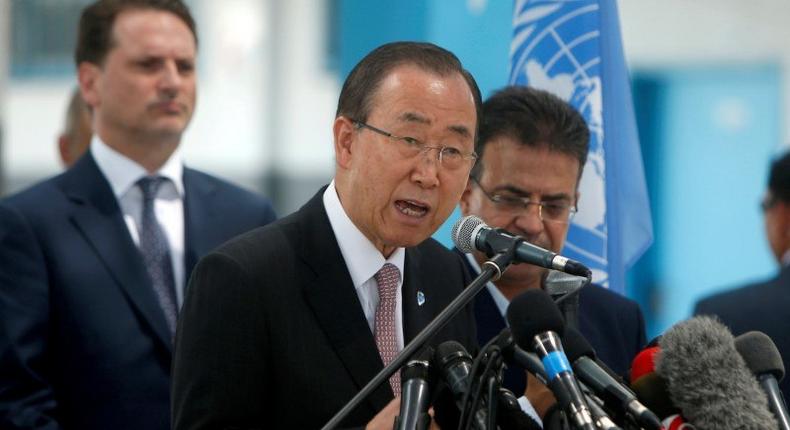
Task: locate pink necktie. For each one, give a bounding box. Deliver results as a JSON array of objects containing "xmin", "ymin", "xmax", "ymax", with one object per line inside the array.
[{"xmin": 374, "ymin": 263, "xmax": 401, "ymax": 396}]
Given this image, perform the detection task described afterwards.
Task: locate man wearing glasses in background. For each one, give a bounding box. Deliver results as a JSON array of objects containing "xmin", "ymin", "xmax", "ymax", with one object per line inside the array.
[
  {"xmin": 172, "ymin": 42, "xmax": 481, "ymax": 429},
  {"xmin": 458, "ymin": 86, "xmax": 647, "ymax": 419}
]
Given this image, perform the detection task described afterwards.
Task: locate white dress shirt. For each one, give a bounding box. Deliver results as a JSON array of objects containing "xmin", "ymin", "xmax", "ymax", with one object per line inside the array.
[
  {"xmin": 323, "ymin": 181, "xmax": 406, "ymax": 350},
  {"xmin": 464, "ymin": 253, "xmax": 543, "ymax": 426},
  {"xmin": 91, "ymin": 136, "xmax": 187, "ymax": 306}
]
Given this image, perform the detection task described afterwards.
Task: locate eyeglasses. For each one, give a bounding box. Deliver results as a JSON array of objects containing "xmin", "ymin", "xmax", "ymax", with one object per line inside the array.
[
  {"xmin": 470, "ymin": 176, "xmax": 577, "ymax": 223},
  {"xmin": 351, "ymin": 119, "xmax": 477, "ymax": 171}
]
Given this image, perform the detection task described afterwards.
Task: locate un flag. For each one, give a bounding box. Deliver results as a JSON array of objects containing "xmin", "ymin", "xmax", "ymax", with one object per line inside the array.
[{"xmin": 509, "ymin": 0, "xmax": 653, "ymax": 294}]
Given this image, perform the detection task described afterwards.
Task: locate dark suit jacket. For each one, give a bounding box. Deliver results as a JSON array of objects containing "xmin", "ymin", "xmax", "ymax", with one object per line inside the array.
[
  {"xmin": 694, "ymin": 265, "xmax": 790, "ymax": 401},
  {"xmin": 0, "ymin": 153, "xmax": 276, "ymax": 430},
  {"xmin": 172, "ymin": 189, "xmax": 477, "ymax": 429},
  {"xmin": 456, "ymin": 249, "xmax": 646, "ymax": 395}
]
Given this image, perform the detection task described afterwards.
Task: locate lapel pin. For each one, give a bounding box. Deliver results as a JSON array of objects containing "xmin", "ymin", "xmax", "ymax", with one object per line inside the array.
[{"xmin": 416, "ymin": 291, "xmax": 426, "ymax": 306}]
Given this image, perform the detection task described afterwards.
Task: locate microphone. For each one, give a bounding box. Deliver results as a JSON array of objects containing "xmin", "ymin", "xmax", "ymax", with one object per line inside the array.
[
  {"xmin": 630, "ymin": 344, "xmax": 696, "ymax": 429},
  {"xmin": 562, "ymin": 327, "xmax": 662, "ymax": 430},
  {"xmin": 452, "ymin": 215, "xmax": 590, "ymax": 277},
  {"xmin": 735, "ymin": 331, "xmax": 790, "ymax": 430},
  {"xmin": 543, "ymin": 271, "xmax": 586, "ymax": 330},
  {"xmin": 496, "ymin": 388, "xmax": 543, "ymax": 430},
  {"xmin": 544, "ymin": 270, "xmax": 587, "ymax": 298},
  {"xmin": 434, "ymin": 341, "xmax": 543, "ymax": 430},
  {"xmin": 657, "ymin": 316, "xmax": 779, "ymax": 429},
  {"xmin": 506, "ymin": 289, "xmax": 595, "ymax": 430},
  {"xmin": 493, "ymin": 328, "xmax": 549, "ymax": 383},
  {"xmin": 395, "ymin": 347, "xmax": 434, "ymax": 430},
  {"xmin": 433, "ymin": 341, "xmax": 487, "ymax": 430},
  {"xmin": 630, "ymin": 345, "xmax": 681, "ymax": 421}
]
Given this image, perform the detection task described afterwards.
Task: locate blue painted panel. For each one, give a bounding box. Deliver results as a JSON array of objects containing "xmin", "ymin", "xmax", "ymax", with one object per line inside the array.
[
  {"xmin": 631, "ymin": 66, "xmax": 780, "ymax": 338},
  {"xmin": 336, "ymin": 0, "xmax": 429, "ymax": 80},
  {"xmin": 426, "ymin": 0, "xmax": 512, "ymax": 98}
]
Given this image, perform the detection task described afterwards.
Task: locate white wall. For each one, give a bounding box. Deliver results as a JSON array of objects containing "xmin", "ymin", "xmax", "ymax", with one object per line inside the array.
[{"xmin": 619, "ymin": 0, "xmax": 790, "ymax": 147}]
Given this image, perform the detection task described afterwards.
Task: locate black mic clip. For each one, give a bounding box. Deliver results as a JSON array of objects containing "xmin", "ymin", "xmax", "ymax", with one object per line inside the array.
[{"xmin": 480, "ymin": 231, "xmax": 523, "ymax": 282}]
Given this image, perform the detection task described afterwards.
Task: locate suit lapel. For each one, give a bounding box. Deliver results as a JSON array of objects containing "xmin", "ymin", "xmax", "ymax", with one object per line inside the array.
[
  {"xmin": 182, "ymin": 168, "xmax": 216, "ymax": 278},
  {"xmin": 297, "ymin": 190, "xmax": 394, "ymax": 411},
  {"xmin": 402, "ymin": 246, "xmax": 433, "ymax": 345},
  {"xmin": 62, "ymin": 154, "xmax": 173, "ymax": 352}
]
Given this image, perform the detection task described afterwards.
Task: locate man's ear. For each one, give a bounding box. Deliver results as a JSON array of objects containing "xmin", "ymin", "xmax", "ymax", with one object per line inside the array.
[
  {"xmin": 333, "ymin": 116, "xmax": 356, "ymax": 169},
  {"xmin": 58, "ymin": 135, "xmax": 72, "ymax": 167},
  {"xmin": 459, "ymin": 178, "xmax": 475, "ymax": 216},
  {"xmin": 78, "ymin": 62, "xmax": 101, "ymax": 109}
]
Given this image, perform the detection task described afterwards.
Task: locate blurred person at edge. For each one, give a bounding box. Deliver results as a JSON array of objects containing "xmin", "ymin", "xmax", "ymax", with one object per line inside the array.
[
  {"xmin": 58, "ymin": 87, "xmax": 93, "ymax": 167},
  {"xmin": 458, "ymin": 86, "xmax": 647, "ymax": 419},
  {"xmin": 0, "ymin": 1, "xmax": 276, "ymax": 429},
  {"xmin": 172, "ymin": 41, "xmax": 481, "ymax": 429},
  {"xmin": 696, "ymin": 149, "xmax": 790, "ymax": 401}
]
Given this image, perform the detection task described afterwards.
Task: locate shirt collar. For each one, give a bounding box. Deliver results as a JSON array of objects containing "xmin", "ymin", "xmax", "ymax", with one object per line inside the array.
[
  {"xmin": 464, "ymin": 252, "xmax": 510, "ymax": 318},
  {"xmin": 90, "ymin": 135, "xmax": 185, "ymax": 199},
  {"xmin": 323, "ymin": 180, "xmax": 406, "ymax": 289}
]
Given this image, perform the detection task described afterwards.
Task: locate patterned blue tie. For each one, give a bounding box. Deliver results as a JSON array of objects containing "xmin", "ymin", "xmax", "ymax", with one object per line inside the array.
[{"xmin": 137, "ymin": 176, "xmax": 178, "ymax": 337}]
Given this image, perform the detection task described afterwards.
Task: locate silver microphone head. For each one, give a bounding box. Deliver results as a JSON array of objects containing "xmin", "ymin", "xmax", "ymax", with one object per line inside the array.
[{"xmin": 451, "ymin": 215, "xmax": 486, "ymax": 253}]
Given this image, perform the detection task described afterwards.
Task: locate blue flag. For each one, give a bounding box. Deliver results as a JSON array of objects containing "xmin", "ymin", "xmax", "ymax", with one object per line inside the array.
[{"xmin": 509, "ymin": 0, "xmax": 652, "ymax": 294}]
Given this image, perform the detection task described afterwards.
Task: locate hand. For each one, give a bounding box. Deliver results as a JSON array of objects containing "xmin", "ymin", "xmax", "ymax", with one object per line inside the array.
[
  {"xmin": 525, "ymin": 371, "xmax": 556, "ymax": 419},
  {"xmin": 366, "ymin": 397, "xmax": 400, "ymax": 430},
  {"xmin": 365, "ymin": 398, "xmax": 441, "ymax": 430}
]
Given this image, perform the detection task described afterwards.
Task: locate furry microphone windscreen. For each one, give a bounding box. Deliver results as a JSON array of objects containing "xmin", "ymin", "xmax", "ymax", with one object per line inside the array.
[{"xmin": 656, "ymin": 316, "xmax": 778, "ymax": 430}]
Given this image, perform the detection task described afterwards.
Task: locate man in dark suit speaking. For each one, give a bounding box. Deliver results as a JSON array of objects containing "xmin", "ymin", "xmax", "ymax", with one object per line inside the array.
[
  {"xmin": 0, "ymin": 1, "xmax": 276, "ymax": 429},
  {"xmin": 457, "ymin": 86, "xmax": 646, "ymax": 418},
  {"xmin": 171, "ymin": 42, "xmax": 481, "ymax": 429}
]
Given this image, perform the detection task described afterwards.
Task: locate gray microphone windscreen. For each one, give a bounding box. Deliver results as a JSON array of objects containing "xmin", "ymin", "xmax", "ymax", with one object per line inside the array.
[
  {"xmin": 735, "ymin": 331, "xmax": 785, "ymax": 382},
  {"xmin": 451, "ymin": 215, "xmax": 484, "ymax": 253},
  {"xmin": 657, "ymin": 316, "xmax": 778, "ymax": 430}
]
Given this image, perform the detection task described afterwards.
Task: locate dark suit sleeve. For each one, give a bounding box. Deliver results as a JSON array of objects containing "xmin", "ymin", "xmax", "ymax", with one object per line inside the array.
[
  {"xmin": 0, "ymin": 204, "xmax": 61, "ymax": 430},
  {"xmin": 632, "ymin": 302, "xmax": 647, "ymax": 353},
  {"xmin": 172, "ymin": 251, "xmax": 270, "ymax": 430},
  {"xmin": 693, "ymin": 298, "xmax": 712, "ymax": 317}
]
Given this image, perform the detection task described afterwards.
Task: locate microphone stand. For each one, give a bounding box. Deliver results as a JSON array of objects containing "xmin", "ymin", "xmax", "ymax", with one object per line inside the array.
[{"xmin": 321, "ymin": 245, "xmax": 520, "ymax": 430}]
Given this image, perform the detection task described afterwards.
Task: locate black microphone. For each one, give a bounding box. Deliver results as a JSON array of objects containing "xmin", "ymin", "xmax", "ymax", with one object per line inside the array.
[
  {"xmin": 657, "ymin": 316, "xmax": 779, "ymax": 429},
  {"xmin": 395, "ymin": 347, "xmax": 434, "ymax": 430},
  {"xmin": 506, "ymin": 289, "xmax": 595, "ymax": 430},
  {"xmin": 493, "ymin": 328, "xmax": 549, "ymax": 383},
  {"xmin": 562, "ymin": 327, "xmax": 662, "ymax": 430},
  {"xmin": 433, "ymin": 341, "xmax": 487, "ymax": 430},
  {"xmin": 735, "ymin": 331, "xmax": 790, "ymax": 430},
  {"xmin": 452, "ymin": 215, "xmax": 590, "ymax": 277}
]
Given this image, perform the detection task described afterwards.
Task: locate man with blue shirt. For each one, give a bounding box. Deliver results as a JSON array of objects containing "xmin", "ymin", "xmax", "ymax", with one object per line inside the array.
[
  {"xmin": 458, "ymin": 86, "xmax": 647, "ymax": 418},
  {"xmin": 0, "ymin": 1, "xmax": 275, "ymax": 429}
]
